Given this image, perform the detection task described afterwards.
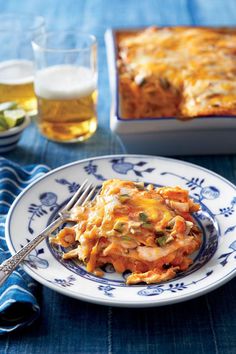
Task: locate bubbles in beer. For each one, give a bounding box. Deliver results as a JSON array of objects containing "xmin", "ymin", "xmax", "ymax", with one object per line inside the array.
[{"xmin": 34, "ymin": 65, "xmax": 97, "ymax": 142}]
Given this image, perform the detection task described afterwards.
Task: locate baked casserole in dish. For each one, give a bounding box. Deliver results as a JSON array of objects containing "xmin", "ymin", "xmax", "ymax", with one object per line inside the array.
[
  {"xmin": 117, "ymin": 26, "xmax": 236, "ymax": 119},
  {"xmin": 105, "ymin": 26, "xmax": 236, "ymax": 155}
]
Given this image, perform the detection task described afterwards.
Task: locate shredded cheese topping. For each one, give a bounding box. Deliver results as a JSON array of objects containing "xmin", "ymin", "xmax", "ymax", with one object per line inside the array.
[
  {"xmin": 51, "ymin": 179, "xmax": 202, "ymax": 285},
  {"xmin": 117, "ymin": 26, "xmax": 236, "ymax": 119}
]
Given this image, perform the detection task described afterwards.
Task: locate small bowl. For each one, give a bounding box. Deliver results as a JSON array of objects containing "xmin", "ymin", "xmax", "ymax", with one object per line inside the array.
[{"xmin": 0, "ymin": 115, "xmax": 31, "ymax": 153}]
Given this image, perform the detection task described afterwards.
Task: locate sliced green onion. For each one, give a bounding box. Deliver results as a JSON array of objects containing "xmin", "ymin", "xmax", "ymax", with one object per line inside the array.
[
  {"xmin": 156, "ymin": 235, "xmax": 168, "ymax": 247},
  {"xmin": 121, "ymin": 235, "xmax": 132, "ymax": 241},
  {"xmin": 142, "ymin": 223, "xmax": 153, "ymax": 230},
  {"xmin": 139, "ymin": 212, "xmax": 148, "ymax": 222},
  {"xmin": 135, "ymin": 182, "xmax": 145, "ymax": 190},
  {"xmin": 113, "ymin": 221, "xmax": 125, "ymax": 233},
  {"xmin": 166, "ymin": 236, "xmax": 174, "ymax": 243},
  {"xmin": 119, "ymin": 194, "xmax": 130, "ymax": 203}
]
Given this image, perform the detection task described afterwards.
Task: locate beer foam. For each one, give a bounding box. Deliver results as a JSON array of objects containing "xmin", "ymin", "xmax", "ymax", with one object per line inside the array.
[
  {"xmin": 34, "ymin": 65, "xmax": 97, "ymax": 100},
  {"xmin": 0, "ymin": 60, "xmax": 34, "ymax": 85}
]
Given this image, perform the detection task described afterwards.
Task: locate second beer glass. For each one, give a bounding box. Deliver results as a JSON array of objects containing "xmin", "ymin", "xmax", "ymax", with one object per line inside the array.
[
  {"xmin": 0, "ymin": 13, "xmax": 45, "ymax": 115},
  {"xmin": 32, "ymin": 31, "xmax": 97, "ymax": 142}
]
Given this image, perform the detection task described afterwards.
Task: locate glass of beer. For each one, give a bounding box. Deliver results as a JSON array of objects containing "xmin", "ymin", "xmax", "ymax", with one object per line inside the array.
[
  {"xmin": 0, "ymin": 13, "xmax": 45, "ymax": 115},
  {"xmin": 32, "ymin": 31, "xmax": 98, "ymax": 142}
]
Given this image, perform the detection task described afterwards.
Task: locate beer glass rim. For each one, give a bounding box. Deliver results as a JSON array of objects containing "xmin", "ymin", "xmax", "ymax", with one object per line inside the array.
[
  {"xmin": 0, "ymin": 12, "xmax": 45, "ymax": 32},
  {"xmin": 32, "ymin": 31, "xmax": 97, "ymax": 53}
]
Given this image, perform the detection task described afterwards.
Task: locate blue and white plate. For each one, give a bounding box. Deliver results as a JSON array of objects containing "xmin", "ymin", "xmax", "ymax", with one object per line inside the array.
[{"xmin": 5, "ymin": 155, "xmax": 236, "ymax": 307}]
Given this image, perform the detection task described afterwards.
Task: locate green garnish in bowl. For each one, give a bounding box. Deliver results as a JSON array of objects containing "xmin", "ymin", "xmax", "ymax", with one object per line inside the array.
[
  {"xmin": 0, "ymin": 116, "xmax": 9, "ymax": 131},
  {"xmin": 0, "ymin": 101, "xmax": 18, "ymax": 112},
  {"xmin": 0, "ymin": 102, "xmax": 26, "ymax": 132}
]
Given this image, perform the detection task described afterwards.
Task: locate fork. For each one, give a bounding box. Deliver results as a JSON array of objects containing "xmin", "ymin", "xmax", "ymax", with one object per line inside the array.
[{"xmin": 0, "ymin": 180, "xmax": 97, "ymax": 287}]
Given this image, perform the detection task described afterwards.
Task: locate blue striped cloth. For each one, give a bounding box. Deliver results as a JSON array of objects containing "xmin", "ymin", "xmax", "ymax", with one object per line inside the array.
[{"xmin": 0, "ymin": 157, "xmax": 50, "ymax": 334}]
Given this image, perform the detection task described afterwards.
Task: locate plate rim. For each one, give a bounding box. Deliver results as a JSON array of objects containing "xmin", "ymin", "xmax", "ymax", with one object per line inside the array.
[{"xmin": 5, "ymin": 154, "xmax": 236, "ymax": 307}]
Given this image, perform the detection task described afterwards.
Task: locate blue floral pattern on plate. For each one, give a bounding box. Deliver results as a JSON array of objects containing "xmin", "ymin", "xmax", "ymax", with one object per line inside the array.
[{"xmin": 5, "ymin": 155, "xmax": 236, "ymax": 307}]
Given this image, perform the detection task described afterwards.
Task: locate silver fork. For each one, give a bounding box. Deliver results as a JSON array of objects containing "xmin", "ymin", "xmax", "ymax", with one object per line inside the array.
[{"xmin": 0, "ymin": 180, "xmax": 97, "ymax": 287}]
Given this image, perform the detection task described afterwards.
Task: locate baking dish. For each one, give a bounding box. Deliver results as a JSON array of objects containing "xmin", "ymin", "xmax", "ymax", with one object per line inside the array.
[{"xmin": 105, "ymin": 28, "xmax": 236, "ymax": 155}]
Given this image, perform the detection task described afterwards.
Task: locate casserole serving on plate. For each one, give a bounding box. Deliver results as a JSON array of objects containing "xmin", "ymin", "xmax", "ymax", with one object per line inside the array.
[
  {"xmin": 105, "ymin": 26, "xmax": 236, "ymax": 155},
  {"xmin": 52, "ymin": 179, "xmax": 202, "ymax": 285}
]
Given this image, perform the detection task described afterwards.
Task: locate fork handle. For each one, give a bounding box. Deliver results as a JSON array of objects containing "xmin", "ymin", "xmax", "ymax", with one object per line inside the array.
[{"xmin": 0, "ymin": 217, "xmax": 63, "ymax": 287}]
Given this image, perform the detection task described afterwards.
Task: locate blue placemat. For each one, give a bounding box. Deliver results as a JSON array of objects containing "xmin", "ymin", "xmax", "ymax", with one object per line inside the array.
[{"xmin": 0, "ymin": 157, "xmax": 50, "ymax": 334}]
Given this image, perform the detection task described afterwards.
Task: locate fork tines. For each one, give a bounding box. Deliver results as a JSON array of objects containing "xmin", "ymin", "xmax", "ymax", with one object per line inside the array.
[{"xmin": 61, "ymin": 180, "xmax": 99, "ymax": 214}]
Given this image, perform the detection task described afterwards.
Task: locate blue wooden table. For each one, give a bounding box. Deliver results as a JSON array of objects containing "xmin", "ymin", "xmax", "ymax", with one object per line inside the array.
[{"xmin": 1, "ymin": 0, "xmax": 236, "ymax": 353}]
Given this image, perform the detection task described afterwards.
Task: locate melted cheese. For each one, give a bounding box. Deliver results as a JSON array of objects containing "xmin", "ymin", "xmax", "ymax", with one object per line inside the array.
[
  {"xmin": 53, "ymin": 179, "xmax": 202, "ymax": 285},
  {"xmin": 117, "ymin": 26, "xmax": 236, "ymax": 118},
  {"xmin": 131, "ymin": 195, "xmax": 173, "ymax": 222}
]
